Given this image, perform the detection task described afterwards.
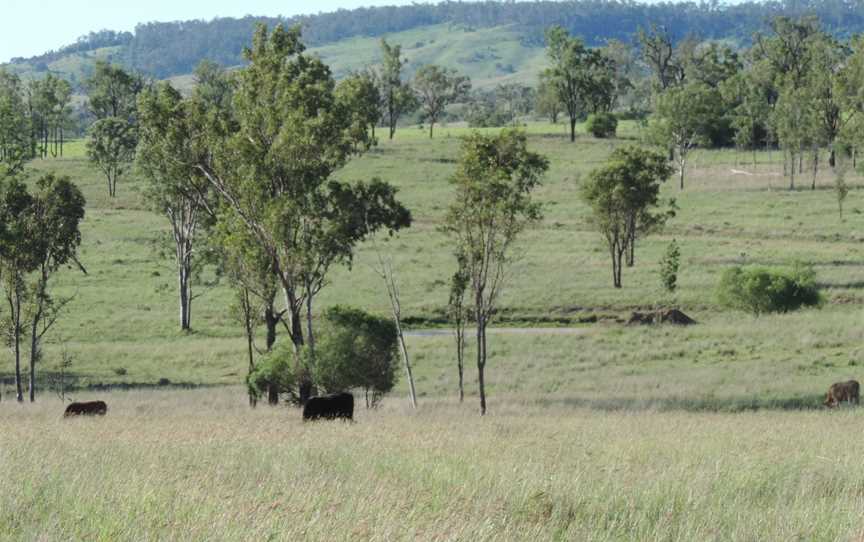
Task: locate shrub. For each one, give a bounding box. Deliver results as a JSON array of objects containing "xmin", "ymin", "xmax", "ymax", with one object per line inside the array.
[
  {"xmin": 717, "ymin": 264, "xmax": 822, "ymax": 315},
  {"xmin": 660, "ymin": 239, "xmax": 680, "ymax": 294},
  {"xmin": 586, "ymin": 112, "xmax": 618, "ymax": 138},
  {"xmin": 247, "ymin": 346, "xmax": 297, "ymax": 405},
  {"xmin": 313, "ymin": 306, "xmax": 399, "ymax": 407}
]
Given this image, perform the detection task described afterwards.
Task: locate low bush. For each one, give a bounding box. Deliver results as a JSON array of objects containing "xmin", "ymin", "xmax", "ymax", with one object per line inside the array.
[
  {"xmin": 313, "ymin": 306, "xmax": 399, "ymax": 407},
  {"xmin": 586, "ymin": 112, "xmax": 618, "ymax": 138},
  {"xmin": 717, "ymin": 264, "xmax": 822, "ymax": 315},
  {"xmin": 247, "ymin": 347, "xmax": 297, "ymax": 405}
]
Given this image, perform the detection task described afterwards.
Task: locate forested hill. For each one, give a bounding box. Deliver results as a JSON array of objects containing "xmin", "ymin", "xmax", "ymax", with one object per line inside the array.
[{"xmin": 7, "ymin": 0, "xmax": 864, "ymax": 82}]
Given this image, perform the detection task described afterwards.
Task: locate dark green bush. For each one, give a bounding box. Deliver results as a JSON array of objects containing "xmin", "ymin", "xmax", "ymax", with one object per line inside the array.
[
  {"xmin": 586, "ymin": 112, "xmax": 618, "ymax": 138},
  {"xmin": 717, "ymin": 264, "xmax": 822, "ymax": 315},
  {"xmin": 247, "ymin": 346, "xmax": 297, "ymax": 405},
  {"xmin": 313, "ymin": 305, "xmax": 399, "ymax": 407}
]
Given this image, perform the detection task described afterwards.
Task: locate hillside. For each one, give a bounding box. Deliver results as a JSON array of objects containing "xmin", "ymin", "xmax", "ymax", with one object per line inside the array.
[{"xmin": 7, "ymin": 0, "xmax": 864, "ymax": 88}]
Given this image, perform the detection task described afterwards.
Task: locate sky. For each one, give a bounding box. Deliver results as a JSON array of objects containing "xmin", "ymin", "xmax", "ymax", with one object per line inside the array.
[{"xmin": 1, "ymin": 0, "xmax": 423, "ymax": 63}]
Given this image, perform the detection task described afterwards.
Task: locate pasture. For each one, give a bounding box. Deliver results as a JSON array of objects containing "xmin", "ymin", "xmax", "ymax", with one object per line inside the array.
[
  {"xmin": 3, "ymin": 120, "xmax": 864, "ymax": 539},
  {"xmin": 2, "ymin": 389, "xmax": 864, "ymax": 541}
]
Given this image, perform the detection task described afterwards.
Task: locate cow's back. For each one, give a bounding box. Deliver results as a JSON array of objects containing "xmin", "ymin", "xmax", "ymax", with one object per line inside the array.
[
  {"xmin": 303, "ymin": 393, "xmax": 354, "ymax": 421},
  {"xmin": 64, "ymin": 400, "xmax": 108, "ymax": 417}
]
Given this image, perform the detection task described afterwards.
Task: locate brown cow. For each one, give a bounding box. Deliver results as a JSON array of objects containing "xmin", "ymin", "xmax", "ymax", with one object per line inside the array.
[
  {"xmin": 824, "ymin": 380, "xmax": 860, "ymax": 408},
  {"xmin": 64, "ymin": 401, "xmax": 108, "ymax": 417}
]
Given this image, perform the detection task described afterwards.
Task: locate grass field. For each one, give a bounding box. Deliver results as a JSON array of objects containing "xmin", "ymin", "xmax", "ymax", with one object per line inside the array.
[
  {"xmin": 9, "ymin": 120, "xmax": 864, "ymax": 397},
  {"xmin": 4, "ymin": 120, "xmax": 864, "ymax": 540},
  {"xmin": 3, "ymin": 388, "xmax": 864, "ymax": 541}
]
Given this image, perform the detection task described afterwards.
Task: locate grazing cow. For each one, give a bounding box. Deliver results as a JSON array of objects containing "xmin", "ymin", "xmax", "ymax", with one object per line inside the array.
[
  {"xmin": 824, "ymin": 380, "xmax": 860, "ymax": 408},
  {"xmin": 302, "ymin": 392, "xmax": 354, "ymax": 421},
  {"xmin": 64, "ymin": 401, "xmax": 108, "ymax": 417}
]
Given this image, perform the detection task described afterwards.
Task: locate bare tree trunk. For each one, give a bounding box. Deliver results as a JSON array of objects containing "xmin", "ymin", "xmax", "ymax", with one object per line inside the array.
[
  {"xmin": 569, "ymin": 117, "xmax": 577, "ymax": 142},
  {"xmin": 178, "ymin": 264, "xmax": 191, "ymax": 331},
  {"xmin": 429, "ymin": 121, "xmax": 435, "ymax": 139},
  {"xmin": 811, "ymin": 148, "xmax": 818, "ymax": 191},
  {"xmin": 374, "ymin": 249, "xmax": 418, "ymax": 409},
  {"xmin": 477, "ymin": 315, "xmax": 487, "ymax": 416},
  {"xmin": 455, "ymin": 316, "xmax": 465, "ymax": 403},
  {"xmin": 12, "ymin": 293, "xmax": 23, "ymax": 403},
  {"xmin": 678, "ymin": 155, "xmax": 686, "ymax": 190}
]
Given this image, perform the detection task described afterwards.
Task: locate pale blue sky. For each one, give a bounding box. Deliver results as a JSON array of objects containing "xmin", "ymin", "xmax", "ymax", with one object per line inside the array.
[{"xmin": 1, "ymin": 0, "xmax": 423, "ymax": 63}]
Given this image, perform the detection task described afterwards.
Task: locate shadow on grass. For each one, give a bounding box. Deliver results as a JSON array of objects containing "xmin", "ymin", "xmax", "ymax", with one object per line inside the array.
[
  {"xmin": 532, "ymin": 394, "xmax": 830, "ymax": 413},
  {"xmin": 0, "ymin": 372, "xmax": 223, "ymax": 395}
]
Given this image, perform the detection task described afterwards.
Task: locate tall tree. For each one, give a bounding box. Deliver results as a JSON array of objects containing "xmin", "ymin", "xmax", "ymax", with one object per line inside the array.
[
  {"xmin": 535, "ymin": 76, "xmax": 563, "ymax": 124},
  {"xmin": 638, "ymin": 24, "xmax": 685, "ymax": 90},
  {"xmin": 0, "ymin": 176, "xmax": 35, "ymax": 402},
  {"xmin": 137, "ymin": 82, "xmax": 217, "ymax": 331},
  {"xmin": 336, "ymin": 70, "xmax": 382, "ymax": 146},
  {"xmin": 378, "ymin": 38, "xmax": 417, "ymax": 140},
  {"xmin": 86, "ymin": 117, "xmax": 137, "ymax": 197},
  {"xmin": 196, "ymin": 25, "xmax": 410, "ymax": 403},
  {"xmin": 580, "ymin": 146, "xmax": 674, "ymax": 288},
  {"xmin": 0, "ymin": 71, "xmax": 31, "ymax": 177},
  {"xmin": 85, "ymin": 61, "xmax": 144, "ymax": 122},
  {"xmin": 413, "ymin": 64, "xmax": 471, "ymax": 138},
  {"xmin": 443, "ymin": 130, "xmax": 548, "ymax": 415},
  {"xmin": 24, "ymin": 174, "xmax": 86, "ymax": 402},
  {"xmin": 448, "ymin": 251, "xmax": 469, "ymax": 403},
  {"xmin": 543, "ymin": 26, "xmax": 616, "ymax": 142},
  {"xmin": 652, "ymin": 82, "xmax": 723, "ymax": 189}
]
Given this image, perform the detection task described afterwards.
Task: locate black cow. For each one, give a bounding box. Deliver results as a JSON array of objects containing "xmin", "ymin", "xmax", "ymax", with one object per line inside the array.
[
  {"xmin": 302, "ymin": 392, "xmax": 354, "ymax": 421},
  {"xmin": 64, "ymin": 401, "xmax": 108, "ymax": 417}
]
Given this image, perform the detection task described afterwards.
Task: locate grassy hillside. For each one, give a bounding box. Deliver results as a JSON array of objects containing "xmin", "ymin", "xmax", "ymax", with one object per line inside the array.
[
  {"xmin": 6, "ymin": 120, "xmax": 864, "ymax": 410},
  {"xmin": 312, "ymin": 24, "xmax": 546, "ymax": 89},
  {"xmin": 9, "ymin": 24, "xmax": 545, "ymax": 91}
]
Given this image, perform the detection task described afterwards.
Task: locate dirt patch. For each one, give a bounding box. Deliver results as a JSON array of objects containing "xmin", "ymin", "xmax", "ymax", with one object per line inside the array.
[{"xmin": 627, "ymin": 309, "xmax": 697, "ymax": 326}]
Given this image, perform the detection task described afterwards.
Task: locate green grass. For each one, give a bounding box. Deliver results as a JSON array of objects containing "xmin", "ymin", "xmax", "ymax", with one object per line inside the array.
[
  {"xmin": 10, "ymin": 120, "xmax": 864, "ymax": 397},
  {"xmin": 5, "ymin": 121, "xmax": 864, "ymax": 541}
]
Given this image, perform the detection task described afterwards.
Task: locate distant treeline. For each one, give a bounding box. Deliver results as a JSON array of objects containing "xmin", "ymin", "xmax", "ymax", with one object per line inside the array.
[
  {"xmin": 11, "ymin": 0, "xmax": 864, "ymax": 79},
  {"xmin": 9, "ymin": 30, "xmax": 133, "ymax": 67}
]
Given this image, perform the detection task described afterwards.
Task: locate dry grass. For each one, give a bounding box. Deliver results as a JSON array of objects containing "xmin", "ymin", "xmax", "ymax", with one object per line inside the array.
[{"xmin": 2, "ymin": 387, "xmax": 864, "ymax": 541}]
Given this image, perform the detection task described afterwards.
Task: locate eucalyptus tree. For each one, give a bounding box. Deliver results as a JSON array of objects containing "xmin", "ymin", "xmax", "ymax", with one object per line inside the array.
[
  {"xmin": 413, "ymin": 64, "xmax": 470, "ymax": 138},
  {"xmin": 137, "ymin": 82, "xmax": 218, "ymax": 331},
  {"xmin": 378, "ymin": 38, "xmax": 417, "ymax": 140},
  {"xmin": 85, "ymin": 61, "xmax": 144, "ymax": 122},
  {"xmin": 336, "ymin": 70, "xmax": 382, "ymax": 144},
  {"xmin": 0, "ymin": 174, "xmax": 85, "ymax": 402},
  {"xmin": 543, "ymin": 26, "xmax": 617, "ymax": 142},
  {"xmin": 86, "ymin": 117, "xmax": 137, "ymax": 197},
  {"xmin": 24, "ymin": 174, "xmax": 86, "ymax": 402},
  {"xmin": 580, "ymin": 146, "xmax": 674, "ymax": 288},
  {"xmin": 652, "ymin": 82, "xmax": 723, "ymax": 189},
  {"xmin": 443, "ymin": 130, "xmax": 548, "ymax": 415},
  {"xmin": 0, "ymin": 71, "xmax": 30, "ymax": 177},
  {"xmin": 196, "ymin": 25, "xmax": 411, "ymax": 403}
]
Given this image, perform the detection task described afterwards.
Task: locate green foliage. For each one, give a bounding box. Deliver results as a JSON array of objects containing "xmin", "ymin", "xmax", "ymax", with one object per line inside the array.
[
  {"xmin": 659, "ymin": 239, "xmax": 681, "ymax": 294},
  {"xmin": 378, "ymin": 38, "xmax": 418, "ymax": 139},
  {"xmin": 85, "ymin": 61, "xmax": 143, "ymax": 122},
  {"xmin": 581, "ymin": 146, "xmax": 674, "ymax": 288},
  {"xmin": 336, "ymin": 71, "xmax": 382, "ymax": 147},
  {"xmin": 543, "ymin": 26, "xmax": 617, "ymax": 141},
  {"xmin": 717, "ymin": 264, "xmax": 823, "ymax": 315},
  {"xmin": 413, "ymin": 64, "xmax": 471, "ymax": 138},
  {"xmin": 246, "ymin": 345, "xmax": 297, "ymax": 403},
  {"xmin": 312, "ymin": 306, "xmax": 399, "ymax": 405},
  {"xmin": 86, "ymin": 117, "xmax": 137, "ymax": 197},
  {"xmin": 0, "ymin": 70, "xmax": 31, "ymax": 177},
  {"xmin": 585, "ymin": 112, "xmax": 618, "ymax": 138},
  {"xmin": 834, "ymin": 171, "xmax": 849, "ymax": 219},
  {"xmin": 652, "ymin": 82, "xmax": 724, "ymax": 188}
]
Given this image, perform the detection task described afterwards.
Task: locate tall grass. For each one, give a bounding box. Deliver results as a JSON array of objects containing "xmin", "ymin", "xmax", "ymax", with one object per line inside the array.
[{"xmin": 2, "ymin": 388, "xmax": 863, "ymax": 541}]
